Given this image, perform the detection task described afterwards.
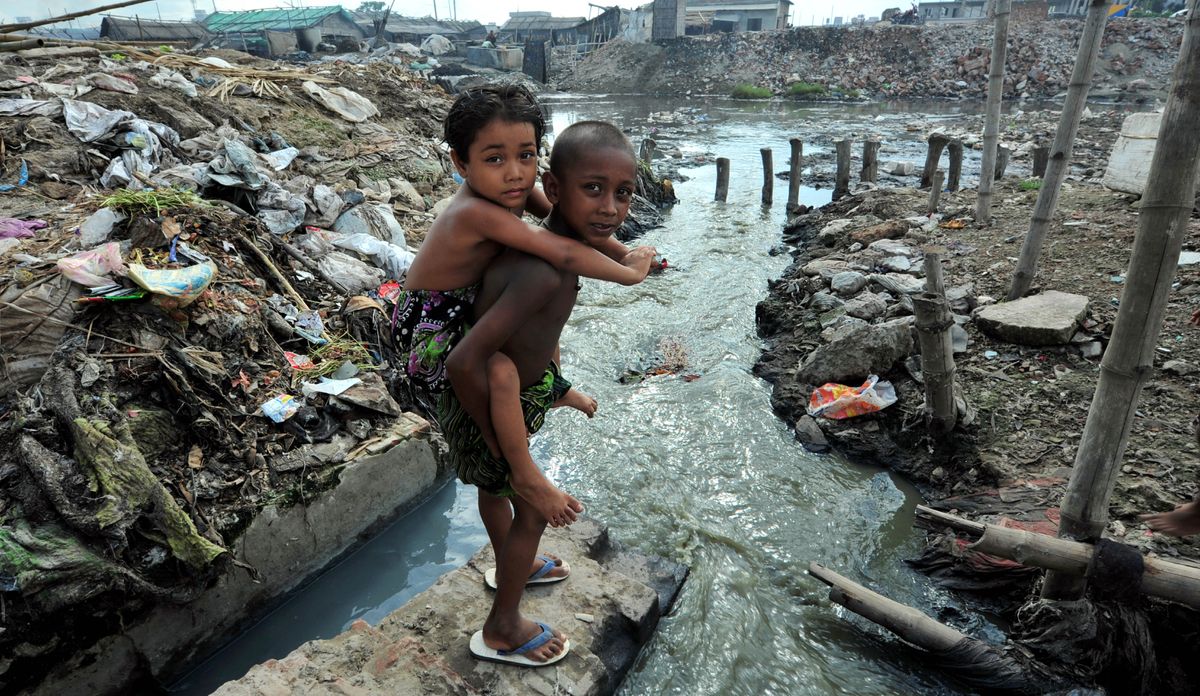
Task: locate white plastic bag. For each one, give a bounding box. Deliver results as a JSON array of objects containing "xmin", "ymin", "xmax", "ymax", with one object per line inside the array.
[{"xmin": 333, "ymin": 233, "xmax": 415, "ymax": 280}]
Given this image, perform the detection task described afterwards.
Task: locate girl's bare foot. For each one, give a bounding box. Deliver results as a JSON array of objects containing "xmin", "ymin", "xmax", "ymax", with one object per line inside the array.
[
  {"xmin": 1140, "ymin": 501, "xmax": 1200, "ymax": 537},
  {"xmin": 554, "ymin": 388, "xmax": 597, "ymax": 418},
  {"xmin": 511, "ymin": 472, "xmax": 584, "ymax": 527},
  {"xmin": 483, "ymin": 617, "xmax": 567, "ymax": 662}
]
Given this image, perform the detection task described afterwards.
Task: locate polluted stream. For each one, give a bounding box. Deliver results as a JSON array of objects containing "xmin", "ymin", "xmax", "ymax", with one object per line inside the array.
[{"xmin": 175, "ymin": 97, "xmax": 996, "ymax": 695}]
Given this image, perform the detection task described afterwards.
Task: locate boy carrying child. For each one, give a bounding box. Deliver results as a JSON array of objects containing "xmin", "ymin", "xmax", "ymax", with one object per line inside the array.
[{"xmin": 444, "ymin": 121, "xmax": 643, "ymax": 666}]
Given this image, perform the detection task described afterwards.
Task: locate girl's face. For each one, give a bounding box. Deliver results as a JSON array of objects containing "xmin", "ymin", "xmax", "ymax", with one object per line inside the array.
[{"xmin": 450, "ymin": 118, "xmax": 539, "ymax": 211}]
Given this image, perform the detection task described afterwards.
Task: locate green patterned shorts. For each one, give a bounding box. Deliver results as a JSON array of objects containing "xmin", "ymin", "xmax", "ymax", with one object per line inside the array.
[{"xmin": 436, "ymin": 361, "xmax": 571, "ymax": 497}]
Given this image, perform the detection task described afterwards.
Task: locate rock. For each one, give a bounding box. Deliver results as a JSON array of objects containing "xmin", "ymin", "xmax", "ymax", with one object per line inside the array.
[
  {"xmin": 830, "ymin": 271, "xmax": 867, "ymax": 297},
  {"xmin": 388, "ymin": 178, "xmax": 427, "ymax": 211},
  {"xmin": 821, "ymin": 316, "xmax": 868, "ymax": 340},
  {"xmin": 1079, "ymin": 341, "xmax": 1103, "ymax": 358},
  {"xmin": 797, "ymin": 318, "xmax": 914, "ymax": 385},
  {"xmin": 794, "ymin": 415, "xmax": 830, "ymax": 453},
  {"xmin": 870, "ymin": 272, "xmax": 924, "ymax": 295},
  {"xmin": 879, "ymin": 255, "xmax": 912, "ymax": 273},
  {"xmin": 951, "ymin": 324, "xmax": 969, "ymax": 353},
  {"xmin": 844, "ymin": 293, "xmax": 888, "ymax": 321},
  {"xmin": 1163, "ymin": 359, "xmax": 1196, "ymax": 376},
  {"xmin": 809, "ymin": 292, "xmax": 845, "ymax": 312},
  {"xmin": 850, "ymin": 220, "xmax": 908, "ymax": 245},
  {"xmin": 431, "ymin": 196, "xmax": 454, "ymax": 217},
  {"xmin": 883, "ymin": 161, "xmax": 915, "ymax": 176},
  {"xmin": 819, "ymin": 219, "xmax": 855, "ymax": 238},
  {"xmin": 974, "ymin": 291, "xmax": 1090, "ymax": 346},
  {"xmin": 802, "ymin": 258, "xmax": 850, "ymax": 278}
]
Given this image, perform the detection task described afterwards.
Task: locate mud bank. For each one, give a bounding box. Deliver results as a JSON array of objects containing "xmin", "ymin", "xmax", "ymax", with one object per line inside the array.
[
  {"xmin": 27, "ymin": 423, "xmax": 441, "ymax": 695},
  {"xmin": 211, "ymin": 518, "xmax": 687, "ymax": 695},
  {"xmin": 563, "ymin": 19, "xmax": 1182, "ymax": 102},
  {"xmin": 754, "ymin": 109, "xmax": 1200, "ymax": 692}
]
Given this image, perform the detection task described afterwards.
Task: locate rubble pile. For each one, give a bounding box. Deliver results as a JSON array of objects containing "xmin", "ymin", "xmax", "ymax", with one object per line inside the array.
[
  {"xmin": 0, "ymin": 46, "xmax": 463, "ymax": 692},
  {"xmin": 565, "ymin": 19, "xmax": 1183, "ymax": 101}
]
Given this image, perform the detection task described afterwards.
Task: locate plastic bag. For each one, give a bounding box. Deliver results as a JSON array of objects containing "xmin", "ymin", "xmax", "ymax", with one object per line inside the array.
[
  {"xmin": 78, "ymin": 208, "xmax": 125, "ymax": 246},
  {"xmin": 57, "ymin": 242, "xmax": 128, "ymax": 287},
  {"xmin": 301, "ymin": 80, "xmax": 379, "ymax": 123},
  {"xmin": 333, "ymin": 203, "xmax": 407, "ymax": 246},
  {"xmin": 127, "ymin": 261, "xmax": 216, "ymax": 307},
  {"xmin": 317, "ymin": 251, "xmax": 384, "ymax": 294},
  {"xmin": 0, "ymin": 218, "xmax": 45, "ymax": 239},
  {"xmin": 332, "ymin": 232, "xmax": 415, "ymax": 280},
  {"xmin": 806, "ymin": 375, "xmax": 897, "ymax": 420}
]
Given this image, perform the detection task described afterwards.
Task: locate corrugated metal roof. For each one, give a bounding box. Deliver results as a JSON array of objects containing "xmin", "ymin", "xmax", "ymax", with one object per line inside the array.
[
  {"xmin": 26, "ymin": 26, "xmax": 100, "ymax": 40},
  {"xmin": 501, "ymin": 13, "xmax": 586, "ymax": 31},
  {"xmin": 204, "ymin": 6, "xmax": 354, "ymax": 33},
  {"xmin": 687, "ymin": 0, "xmax": 790, "ymax": 8}
]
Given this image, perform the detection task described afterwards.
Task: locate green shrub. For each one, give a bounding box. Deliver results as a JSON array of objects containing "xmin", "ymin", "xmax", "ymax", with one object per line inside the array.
[
  {"xmin": 731, "ymin": 84, "xmax": 772, "ymax": 99},
  {"xmin": 1019, "ymin": 178, "xmax": 1042, "ymax": 191},
  {"xmin": 788, "ymin": 81, "xmax": 827, "ymax": 97}
]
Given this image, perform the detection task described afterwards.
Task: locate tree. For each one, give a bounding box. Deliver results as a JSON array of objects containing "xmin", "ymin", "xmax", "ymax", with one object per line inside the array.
[{"xmin": 357, "ymin": 1, "xmax": 385, "ymax": 14}]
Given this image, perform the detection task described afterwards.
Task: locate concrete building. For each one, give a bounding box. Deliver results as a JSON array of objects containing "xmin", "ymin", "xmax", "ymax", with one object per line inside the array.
[
  {"xmin": 203, "ymin": 6, "xmax": 364, "ymax": 57},
  {"xmin": 918, "ymin": 0, "xmax": 988, "ymax": 23},
  {"xmin": 652, "ymin": 0, "xmax": 687, "ymax": 39},
  {"xmin": 684, "ymin": 0, "xmax": 792, "ymax": 34}
]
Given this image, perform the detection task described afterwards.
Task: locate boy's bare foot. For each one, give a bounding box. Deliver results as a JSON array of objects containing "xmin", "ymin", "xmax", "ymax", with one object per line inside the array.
[
  {"xmin": 554, "ymin": 388, "xmax": 597, "ymax": 418},
  {"xmin": 483, "ymin": 617, "xmax": 567, "ymax": 662},
  {"xmin": 510, "ymin": 473, "xmax": 584, "ymax": 527},
  {"xmin": 1141, "ymin": 501, "xmax": 1200, "ymax": 537}
]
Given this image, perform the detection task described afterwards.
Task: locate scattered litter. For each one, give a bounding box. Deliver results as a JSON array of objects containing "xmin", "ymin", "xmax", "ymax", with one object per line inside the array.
[
  {"xmin": 78, "ymin": 208, "xmax": 125, "ymax": 246},
  {"xmin": 301, "ymin": 377, "xmax": 362, "ymax": 397},
  {"xmin": 574, "ymin": 613, "xmax": 594, "ymax": 623},
  {"xmin": 57, "ymin": 242, "xmax": 128, "ymax": 286},
  {"xmin": 807, "ymin": 375, "xmax": 898, "ymax": 419},
  {"xmin": 0, "ymin": 160, "xmax": 30, "ymax": 192},
  {"xmin": 0, "ymin": 218, "xmax": 45, "ymax": 239},
  {"xmin": 127, "ymin": 261, "xmax": 216, "ymax": 307},
  {"xmin": 261, "ymin": 394, "xmax": 301, "ymax": 423},
  {"xmin": 285, "ymin": 352, "xmax": 316, "ymax": 370},
  {"xmin": 301, "ymin": 80, "xmax": 380, "ymax": 122}
]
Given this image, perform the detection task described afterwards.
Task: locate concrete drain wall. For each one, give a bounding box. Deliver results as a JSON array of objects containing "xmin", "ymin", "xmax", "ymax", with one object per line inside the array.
[{"xmin": 32, "ymin": 426, "xmax": 443, "ymax": 696}]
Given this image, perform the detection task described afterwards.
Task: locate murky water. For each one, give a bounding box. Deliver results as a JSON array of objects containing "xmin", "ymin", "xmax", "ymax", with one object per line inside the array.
[{"xmin": 175, "ymin": 97, "xmax": 991, "ymax": 695}]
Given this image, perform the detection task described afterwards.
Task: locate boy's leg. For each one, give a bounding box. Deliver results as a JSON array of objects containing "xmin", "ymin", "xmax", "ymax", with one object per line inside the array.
[
  {"xmin": 478, "ymin": 489, "xmax": 513, "ymax": 554},
  {"xmin": 486, "ymin": 353, "xmax": 583, "ymax": 528},
  {"xmin": 482, "ymin": 493, "xmax": 567, "ymax": 661}
]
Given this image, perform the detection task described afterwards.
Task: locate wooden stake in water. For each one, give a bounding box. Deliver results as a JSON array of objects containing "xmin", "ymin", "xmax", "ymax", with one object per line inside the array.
[
  {"xmin": 914, "ymin": 250, "xmax": 957, "ymax": 435},
  {"xmin": 947, "ymin": 140, "xmax": 964, "ymax": 192},
  {"xmin": 861, "ymin": 139, "xmax": 880, "ymax": 183},
  {"xmin": 920, "ymin": 133, "xmax": 950, "ymax": 189},
  {"xmin": 1043, "ymin": 0, "xmax": 1200, "ymax": 601},
  {"xmin": 787, "ymin": 138, "xmax": 803, "ymax": 212},
  {"xmin": 761, "ymin": 148, "xmax": 773, "ymax": 205},
  {"xmin": 1032, "ymin": 143, "xmax": 1049, "ymax": 177},
  {"xmin": 640, "ymin": 138, "xmax": 657, "ymax": 167},
  {"xmin": 927, "ymin": 170, "xmax": 944, "ymax": 214},
  {"xmin": 715, "ymin": 157, "xmax": 730, "ymax": 202},
  {"xmin": 833, "ymin": 139, "xmax": 852, "ymax": 200}
]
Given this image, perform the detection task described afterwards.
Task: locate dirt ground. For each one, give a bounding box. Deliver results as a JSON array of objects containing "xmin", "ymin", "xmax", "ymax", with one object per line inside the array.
[{"xmin": 755, "ymin": 110, "xmax": 1200, "ymax": 557}]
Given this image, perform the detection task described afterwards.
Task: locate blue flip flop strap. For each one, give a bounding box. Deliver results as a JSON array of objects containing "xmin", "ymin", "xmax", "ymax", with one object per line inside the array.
[
  {"xmin": 529, "ymin": 555, "xmax": 558, "ymax": 581},
  {"xmin": 498, "ymin": 622, "xmax": 553, "ymax": 657}
]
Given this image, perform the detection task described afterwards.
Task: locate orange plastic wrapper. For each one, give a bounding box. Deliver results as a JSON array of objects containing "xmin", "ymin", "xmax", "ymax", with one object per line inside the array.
[{"xmin": 806, "ymin": 375, "xmax": 897, "ymax": 419}]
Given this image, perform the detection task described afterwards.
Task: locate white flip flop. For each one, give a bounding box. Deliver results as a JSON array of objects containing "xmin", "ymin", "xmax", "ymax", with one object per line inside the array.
[
  {"xmin": 469, "ymin": 622, "xmax": 570, "ymax": 667},
  {"xmin": 484, "ymin": 555, "xmax": 570, "ymax": 590}
]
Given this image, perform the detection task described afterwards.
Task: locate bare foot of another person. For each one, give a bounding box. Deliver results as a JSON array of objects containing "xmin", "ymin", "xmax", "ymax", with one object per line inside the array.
[
  {"xmin": 1140, "ymin": 501, "xmax": 1200, "ymax": 537},
  {"xmin": 554, "ymin": 388, "xmax": 597, "ymax": 418},
  {"xmin": 528, "ymin": 551, "xmax": 569, "ymax": 581},
  {"xmin": 511, "ymin": 472, "xmax": 584, "ymax": 527}
]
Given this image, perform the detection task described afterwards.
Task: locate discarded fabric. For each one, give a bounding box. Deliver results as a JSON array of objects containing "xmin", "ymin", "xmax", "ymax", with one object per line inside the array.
[
  {"xmin": 0, "ymin": 217, "xmax": 45, "ymax": 239},
  {"xmin": 807, "ymin": 375, "xmax": 897, "ymax": 419}
]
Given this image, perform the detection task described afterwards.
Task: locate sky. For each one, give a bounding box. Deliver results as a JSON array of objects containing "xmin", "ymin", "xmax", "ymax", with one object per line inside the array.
[{"xmin": 2, "ymin": 0, "xmax": 908, "ymax": 30}]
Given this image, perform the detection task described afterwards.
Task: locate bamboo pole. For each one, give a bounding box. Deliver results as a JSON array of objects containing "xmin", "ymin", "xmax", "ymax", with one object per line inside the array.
[
  {"xmin": 976, "ymin": 0, "xmax": 1011, "ymax": 224},
  {"xmin": 787, "ymin": 138, "xmax": 803, "ymax": 212},
  {"xmin": 920, "ymin": 133, "xmax": 950, "ymax": 189},
  {"xmin": 1007, "ymin": 0, "xmax": 1112, "ymax": 300},
  {"xmin": 861, "ymin": 139, "xmax": 880, "ymax": 183},
  {"xmin": 0, "ymin": 0, "xmax": 152, "ymax": 33},
  {"xmin": 760, "ymin": 147, "xmax": 773, "ymax": 205},
  {"xmin": 913, "ymin": 252, "xmax": 957, "ymax": 435},
  {"xmin": 715, "ymin": 157, "xmax": 730, "ymax": 202},
  {"xmin": 927, "ymin": 171, "xmax": 944, "ymax": 215},
  {"xmin": 0, "ymin": 39, "xmax": 44, "ymax": 52},
  {"xmin": 640, "ymin": 138, "xmax": 657, "ymax": 168},
  {"xmin": 833, "ymin": 139, "xmax": 851, "ymax": 201},
  {"xmin": 1043, "ymin": 0, "xmax": 1200, "ymax": 601},
  {"xmin": 915, "ymin": 506, "xmax": 1200, "ymax": 608},
  {"xmin": 808, "ymin": 563, "xmax": 966, "ymax": 650},
  {"xmin": 947, "ymin": 140, "xmax": 964, "ymax": 192}
]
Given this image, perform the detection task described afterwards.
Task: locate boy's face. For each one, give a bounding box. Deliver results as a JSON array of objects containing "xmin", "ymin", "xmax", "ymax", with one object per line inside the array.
[
  {"xmin": 450, "ymin": 119, "xmax": 538, "ymax": 211},
  {"xmin": 543, "ymin": 147, "xmax": 637, "ymax": 247}
]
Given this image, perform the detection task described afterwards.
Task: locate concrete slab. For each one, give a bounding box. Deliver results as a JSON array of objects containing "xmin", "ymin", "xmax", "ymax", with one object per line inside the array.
[
  {"xmin": 212, "ymin": 518, "xmax": 688, "ymax": 696},
  {"xmin": 975, "ymin": 290, "xmax": 1089, "ymax": 346}
]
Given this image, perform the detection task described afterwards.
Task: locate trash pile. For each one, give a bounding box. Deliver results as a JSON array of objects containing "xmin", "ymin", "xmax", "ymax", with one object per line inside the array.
[
  {"xmin": 0, "ymin": 45, "xmax": 459, "ymax": 691},
  {"xmin": 566, "ymin": 18, "xmax": 1184, "ymax": 101}
]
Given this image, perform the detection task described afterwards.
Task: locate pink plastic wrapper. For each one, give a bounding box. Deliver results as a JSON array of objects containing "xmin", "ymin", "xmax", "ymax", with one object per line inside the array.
[
  {"xmin": 56, "ymin": 242, "xmax": 128, "ymax": 287},
  {"xmin": 0, "ymin": 218, "xmax": 46, "ymax": 239}
]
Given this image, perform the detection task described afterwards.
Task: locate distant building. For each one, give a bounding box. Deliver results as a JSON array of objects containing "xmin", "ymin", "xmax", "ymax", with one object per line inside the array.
[
  {"xmin": 203, "ymin": 6, "xmax": 364, "ymax": 56},
  {"xmin": 1048, "ymin": 0, "xmax": 1088, "ymax": 15},
  {"xmin": 918, "ymin": 0, "xmax": 988, "ymax": 23},
  {"xmin": 501, "ymin": 12, "xmax": 586, "ymax": 44},
  {"xmin": 352, "ymin": 13, "xmax": 485, "ymax": 44},
  {"xmin": 684, "ymin": 0, "xmax": 792, "ymax": 34},
  {"xmin": 26, "ymin": 25, "xmax": 100, "ymax": 41},
  {"xmin": 100, "ymin": 15, "xmax": 210, "ymax": 44},
  {"xmin": 573, "ymin": 7, "xmax": 629, "ymax": 45},
  {"xmin": 652, "ymin": 0, "xmax": 687, "ymax": 40}
]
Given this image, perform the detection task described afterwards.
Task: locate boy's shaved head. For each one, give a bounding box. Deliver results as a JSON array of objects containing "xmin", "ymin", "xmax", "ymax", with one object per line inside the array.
[{"xmin": 549, "ymin": 121, "xmax": 635, "ymax": 176}]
